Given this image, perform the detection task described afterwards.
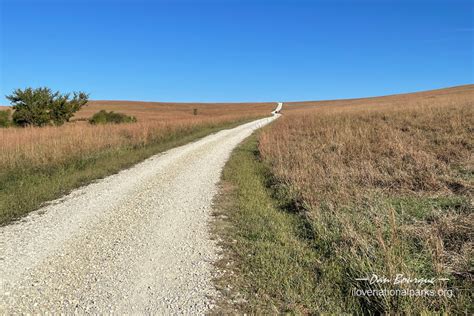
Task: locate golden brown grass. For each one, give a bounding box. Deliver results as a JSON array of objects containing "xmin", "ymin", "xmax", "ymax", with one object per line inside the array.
[
  {"xmin": 75, "ymin": 100, "xmax": 274, "ymax": 122},
  {"xmin": 262, "ymin": 85, "xmax": 473, "ymax": 204},
  {"xmin": 258, "ymin": 85, "xmax": 474, "ymax": 313},
  {"xmin": 0, "ymin": 102, "xmax": 273, "ymax": 171}
]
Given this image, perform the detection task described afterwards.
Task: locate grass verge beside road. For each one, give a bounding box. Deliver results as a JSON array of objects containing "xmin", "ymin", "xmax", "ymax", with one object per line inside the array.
[
  {"xmin": 212, "ymin": 133, "xmax": 321, "ymax": 314},
  {"xmin": 0, "ymin": 118, "xmax": 260, "ymax": 225}
]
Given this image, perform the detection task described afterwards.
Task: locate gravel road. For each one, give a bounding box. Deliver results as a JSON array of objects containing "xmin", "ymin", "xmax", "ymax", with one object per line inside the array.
[{"xmin": 0, "ymin": 115, "xmax": 278, "ymax": 314}]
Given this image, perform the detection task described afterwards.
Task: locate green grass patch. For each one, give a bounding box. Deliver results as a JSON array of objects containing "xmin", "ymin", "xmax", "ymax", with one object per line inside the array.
[
  {"xmin": 0, "ymin": 119, "xmax": 256, "ymax": 225},
  {"xmin": 387, "ymin": 195, "xmax": 471, "ymax": 221},
  {"xmin": 212, "ymin": 133, "xmax": 321, "ymax": 314}
]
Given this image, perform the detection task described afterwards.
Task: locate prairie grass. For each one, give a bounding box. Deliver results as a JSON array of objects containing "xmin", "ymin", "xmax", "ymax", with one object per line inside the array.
[
  {"xmin": 75, "ymin": 100, "xmax": 274, "ymax": 122},
  {"xmin": 0, "ymin": 102, "xmax": 273, "ymax": 224},
  {"xmin": 214, "ymin": 85, "xmax": 473, "ymax": 314},
  {"xmin": 257, "ymin": 85, "xmax": 473, "ymax": 313}
]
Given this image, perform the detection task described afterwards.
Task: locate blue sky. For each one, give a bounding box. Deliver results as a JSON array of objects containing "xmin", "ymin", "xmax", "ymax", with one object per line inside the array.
[{"xmin": 0, "ymin": 0, "xmax": 472, "ymax": 104}]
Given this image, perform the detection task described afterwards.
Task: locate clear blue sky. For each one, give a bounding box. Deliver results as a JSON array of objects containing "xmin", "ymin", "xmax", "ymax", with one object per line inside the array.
[{"xmin": 0, "ymin": 0, "xmax": 472, "ymax": 104}]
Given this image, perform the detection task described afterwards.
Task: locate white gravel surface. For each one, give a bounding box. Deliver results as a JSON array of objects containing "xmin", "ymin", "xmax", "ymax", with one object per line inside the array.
[{"xmin": 0, "ymin": 115, "xmax": 278, "ymax": 314}]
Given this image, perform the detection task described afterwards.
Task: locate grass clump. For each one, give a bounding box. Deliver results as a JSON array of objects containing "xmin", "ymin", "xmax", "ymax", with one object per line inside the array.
[{"xmin": 89, "ymin": 110, "xmax": 137, "ymax": 124}]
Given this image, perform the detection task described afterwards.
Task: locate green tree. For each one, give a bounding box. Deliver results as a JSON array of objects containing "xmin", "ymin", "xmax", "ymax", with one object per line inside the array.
[
  {"xmin": 50, "ymin": 91, "xmax": 89, "ymax": 125},
  {"xmin": 6, "ymin": 87, "xmax": 88, "ymax": 127},
  {"xmin": 0, "ymin": 109, "xmax": 11, "ymax": 127}
]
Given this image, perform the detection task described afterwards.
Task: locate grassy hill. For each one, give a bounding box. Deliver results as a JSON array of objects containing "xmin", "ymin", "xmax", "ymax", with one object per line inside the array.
[{"xmin": 215, "ymin": 84, "xmax": 473, "ymax": 314}]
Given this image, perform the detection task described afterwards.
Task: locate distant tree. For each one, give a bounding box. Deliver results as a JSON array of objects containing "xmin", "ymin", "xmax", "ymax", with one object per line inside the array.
[
  {"xmin": 0, "ymin": 109, "xmax": 11, "ymax": 127},
  {"xmin": 6, "ymin": 87, "xmax": 89, "ymax": 127}
]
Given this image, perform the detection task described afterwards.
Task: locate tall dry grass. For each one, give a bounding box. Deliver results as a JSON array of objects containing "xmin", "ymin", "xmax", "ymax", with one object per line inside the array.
[
  {"xmin": 0, "ymin": 103, "xmax": 273, "ymax": 172},
  {"xmin": 259, "ymin": 85, "xmax": 474, "ymax": 313},
  {"xmin": 75, "ymin": 100, "xmax": 274, "ymax": 122}
]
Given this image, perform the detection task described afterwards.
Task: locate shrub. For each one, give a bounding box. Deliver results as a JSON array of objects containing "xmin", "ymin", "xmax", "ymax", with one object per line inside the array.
[
  {"xmin": 6, "ymin": 87, "xmax": 88, "ymax": 127},
  {"xmin": 89, "ymin": 110, "xmax": 137, "ymax": 124},
  {"xmin": 0, "ymin": 109, "xmax": 12, "ymax": 127}
]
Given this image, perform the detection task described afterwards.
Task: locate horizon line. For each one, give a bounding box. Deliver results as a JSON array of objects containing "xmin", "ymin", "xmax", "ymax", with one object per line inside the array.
[{"xmin": 1, "ymin": 83, "xmax": 472, "ymax": 107}]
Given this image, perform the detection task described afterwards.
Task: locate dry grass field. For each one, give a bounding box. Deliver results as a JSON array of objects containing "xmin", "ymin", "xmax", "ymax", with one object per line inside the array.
[
  {"xmin": 0, "ymin": 101, "xmax": 273, "ymax": 171},
  {"xmin": 75, "ymin": 100, "xmax": 274, "ymax": 122},
  {"xmin": 0, "ymin": 101, "xmax": 274, "ymax": 224},
  {"xmin": 256, "ymin": 85, "xmax": 473, "ymax": 312}
]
